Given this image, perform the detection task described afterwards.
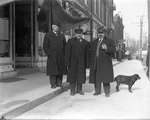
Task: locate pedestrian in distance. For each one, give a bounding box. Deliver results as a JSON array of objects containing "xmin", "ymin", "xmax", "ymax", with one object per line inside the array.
[
  {"xmin": 89, "ymin": 26, "xmax": 115, "ymax": 97},
  {"xmin": 146, "ymin": 47, "xmax": 149, "ymax": 78},
  {"xmin": 43, "ymin": 24, "xmax": 66, "ymax": 89},
  {"xmin": 65, "ymin": 28, "xmax": 89, "ymax": 96}
]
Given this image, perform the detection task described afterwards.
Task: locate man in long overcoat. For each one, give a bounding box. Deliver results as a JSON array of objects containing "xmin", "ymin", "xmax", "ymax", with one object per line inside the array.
[
  {"xmin": 43, "ymin": 24, "xmax": 66, "ymax": 88},
  {"xmin": 89, "ymin": 27, "xmax": 115, "ymax": 97},
  {"xmin": 65, "ymin": 28, "xmax": 89, "ymax": 96}
]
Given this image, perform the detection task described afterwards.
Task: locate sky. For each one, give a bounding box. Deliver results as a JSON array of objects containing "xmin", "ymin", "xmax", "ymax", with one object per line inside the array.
[{"xmin": 114, "ymin": 0, "xmax": 148, "ymax": 40}]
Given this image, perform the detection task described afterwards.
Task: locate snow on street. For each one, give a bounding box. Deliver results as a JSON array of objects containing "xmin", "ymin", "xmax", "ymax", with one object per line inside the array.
[{"xmin": 16, "ymin": 60, "xmax": 150, "ymax": 119}]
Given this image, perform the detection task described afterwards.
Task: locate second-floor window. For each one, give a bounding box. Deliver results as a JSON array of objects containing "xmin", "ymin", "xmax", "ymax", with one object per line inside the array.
[{"xmin": 94, "ymin": 0, "xmax": 97, "ymax": 14}]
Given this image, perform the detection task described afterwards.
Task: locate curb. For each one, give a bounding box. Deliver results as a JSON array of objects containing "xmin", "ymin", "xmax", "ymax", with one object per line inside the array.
[
  {"xmin": 2, "ymin": 83, "xmax": 69, "ymax": 120},
  {"xmin": 113, "ymin": 61, "xmax": 121, "ymax": 66},
  {"xmin": 0, "ymin": 71, "xmax": 18, "ymax": 81}
]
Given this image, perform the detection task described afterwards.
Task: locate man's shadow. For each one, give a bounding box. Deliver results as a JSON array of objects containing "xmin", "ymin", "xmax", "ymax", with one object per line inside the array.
[{"xmin": 82, "ymin": 82, "xmax": 141, "ymax": 95}]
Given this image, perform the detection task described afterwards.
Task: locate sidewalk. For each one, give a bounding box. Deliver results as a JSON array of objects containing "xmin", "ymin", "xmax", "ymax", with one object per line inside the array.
[{"xmin": 0, "ymin": 60, "xmax": 120, "ymax": 119}]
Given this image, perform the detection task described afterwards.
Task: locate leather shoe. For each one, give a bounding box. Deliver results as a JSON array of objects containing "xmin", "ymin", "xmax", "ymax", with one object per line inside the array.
[
  {"xmin": 93, "ymin": 92, "xmax": 101, "ymax": 96},
  {"xmin": 79, "ymin": 91, "xmax": 84, "ymax": 95},
  {"xmin": 56, "ymin": 84, "xmax": 62, "ymax": 87},
  {"xmin": 51, "ymin": 85, "xmax": 56, "ymax": 89},
  {"xmin": 105, "ymin": 93, "xmax": 110, "ymax": 97},
  {"xmin": 70, "ymin": 91, "xmax": 75, "ymax": 96}
]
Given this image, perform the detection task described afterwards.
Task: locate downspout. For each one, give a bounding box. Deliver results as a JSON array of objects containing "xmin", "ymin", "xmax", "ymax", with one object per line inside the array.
[
  {"xmin": 31, "ymin": 0, "xmax": 34, "ymax": 68},
  {"xmin": 90, "ymin": 0, "xmax": 93, "ymax": 41},
  {"xmin": 12, "ymin": 2, "xmax": 15, "ymax": 70},
  {"xmin": 49, "ymin": 0, "xmax": 53, "ymax": 32}
]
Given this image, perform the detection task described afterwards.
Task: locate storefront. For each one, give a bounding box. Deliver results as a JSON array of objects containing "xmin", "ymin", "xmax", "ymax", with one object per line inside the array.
[
  {"xmin": 37, "ymin": 0, "xmax": 90, "ymax": 72},
  {"xmin": 0, "ymin": 0, "xmax": 90, "ymax": 79},
  {"xmin": 0, "ymin": 3, "xmax": 15, "ymax": 79},
  {"xmin": 0, "ymin": 0, "xmax": 38, "ymax": 79},
  {"xmin": 13, "ymin": 0, "xmax": 37, "ymax": 68}
]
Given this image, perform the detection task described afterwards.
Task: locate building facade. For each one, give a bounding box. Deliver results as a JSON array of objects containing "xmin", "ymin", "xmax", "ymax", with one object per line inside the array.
[
  {"xmin": 0, "ymin": 0, "xmax": 116, "ymax": 79},
  {"xmin": 112, "ymin": 14, "xmax": 125, "ymax": 60}
]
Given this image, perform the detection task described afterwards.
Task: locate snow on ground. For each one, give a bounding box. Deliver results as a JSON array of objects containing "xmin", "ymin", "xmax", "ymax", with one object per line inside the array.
[{"xmin": 16, "ymin": 60, "xmax": 150, "ymax": 119}]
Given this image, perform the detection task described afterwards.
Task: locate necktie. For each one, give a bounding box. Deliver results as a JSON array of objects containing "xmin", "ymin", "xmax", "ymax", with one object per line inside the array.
[
  {"xmin": 80, "ymin": 38, "xmax": 82, "ymax": 42},
  {"xmin": 54, "ymin": 32, "xmax": 58, "ymax": 36},
  {"xmin": 96, "ymin": 39, "xmax": 103, "ymax": 57}
]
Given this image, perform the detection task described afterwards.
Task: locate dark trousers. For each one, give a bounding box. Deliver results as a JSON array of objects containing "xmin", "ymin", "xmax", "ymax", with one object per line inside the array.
[
  {"xmin": 95, "ymin": 82, "xmax": 110, "ymax": 95},
  {"xmin": 50, "ymin": 75, "xmax": 63, "ymax": 87},
  {"xmin": 70, "ymin": 82, "xmax": 82, "ymax": 94},
  {"xmin": 147, "ymin": 67, "xmax": 149, "ymax": 77}
]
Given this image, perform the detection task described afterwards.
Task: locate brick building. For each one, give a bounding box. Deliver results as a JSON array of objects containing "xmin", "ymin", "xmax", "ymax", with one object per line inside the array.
[
  {"xmin": 112, "ymin": 14, "xmax": 125, "ymax": 60},
  {"xmin": 0, "ymin": 0, "xmax": 116, "ymax": 79}
]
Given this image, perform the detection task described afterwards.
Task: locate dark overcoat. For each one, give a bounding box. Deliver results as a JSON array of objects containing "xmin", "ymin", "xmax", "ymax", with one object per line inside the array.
[
  {"xmin": 65, "ymin": 37, "xmax": 89, "ymax": 84},
  {"xmin": 43, "ymin": 31, "xmax": 66, "ymax": 75},
  {"xmin": 146, "ymin": 49, "xmax": 149, "ymax": 67},
  {"xmin": 89, "ymin": 37, "xmax": 115, "ymax": 83}
]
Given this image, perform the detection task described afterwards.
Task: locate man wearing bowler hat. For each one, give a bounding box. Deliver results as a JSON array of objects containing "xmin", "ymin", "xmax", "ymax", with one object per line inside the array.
[
  {"xmin": 65, "ymin": 28, "xmax": 89, "ymax": 96},
  {"xmin": 89, "ymin": 26, "xmax": 115, "ymax": 97},
  {"xmin": 43, "ymin": 24, "xmax": 66, "ymax": 88}
]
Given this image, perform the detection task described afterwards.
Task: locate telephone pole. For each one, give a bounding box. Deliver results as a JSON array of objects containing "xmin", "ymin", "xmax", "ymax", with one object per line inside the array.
[
  {"xmin": 139, "ymin": 16, "xmax": 143, "ymax": 60},
  {"xmin": 147, "ymin": 0, "xmax": 150, "ymax": 79}
]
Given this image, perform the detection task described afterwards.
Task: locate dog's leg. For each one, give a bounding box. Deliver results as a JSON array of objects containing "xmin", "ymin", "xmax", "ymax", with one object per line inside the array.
[
  {"xmin": 128, "ymin": 85, "xmax": 132, "ymax": 93},
  {"xmin": 116, "ymin": 82, "xmax": 120, "ymax": 92}
]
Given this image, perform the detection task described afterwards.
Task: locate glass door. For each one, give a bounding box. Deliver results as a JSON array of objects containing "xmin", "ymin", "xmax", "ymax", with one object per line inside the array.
[
  {"xmin": 0, "ymin": 4, "xmax": 14, "ymax": 72},
  {"xmin": 15, "ymin": 0, "xmax": 35, "ymax": 68}
]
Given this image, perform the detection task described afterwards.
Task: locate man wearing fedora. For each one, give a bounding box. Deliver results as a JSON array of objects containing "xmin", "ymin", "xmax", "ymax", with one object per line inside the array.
[
  {"xmin": 43, "ymin": 24, "xmax": 66, "ymax": 88},
  {"xmin": 89, "ymin": 26, "xmax": 115, "ymax": 97},
  {"xmin": 65, "ymin": 28, "xmax": 89, "ymax": 96}
]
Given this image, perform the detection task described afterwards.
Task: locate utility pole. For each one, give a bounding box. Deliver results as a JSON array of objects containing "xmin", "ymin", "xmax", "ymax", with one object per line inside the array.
[
  {"xmin": 139, "ymin": 16, "xmax": 143, "ymax": 60},
  {"xmin": 147, "ymin": 0, "xmax": 150, "ymax": 79}
]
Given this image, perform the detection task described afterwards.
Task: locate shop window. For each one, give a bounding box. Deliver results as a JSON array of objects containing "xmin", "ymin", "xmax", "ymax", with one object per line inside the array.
[
  {"xmin": 0, "ymin": 40, "xmax": 9, "ymax": 57},
  {"xmin": 0, "ymin": 5, "xmax": 10, "ymax": 57},
  {"xmin": 15, "ymin": 3, "xmax": 32, "ymax": 57}
]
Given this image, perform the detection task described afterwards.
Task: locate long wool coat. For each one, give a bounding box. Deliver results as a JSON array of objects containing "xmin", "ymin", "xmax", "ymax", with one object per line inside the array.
[
  {"xmin": 89, "ymin": 37, "xmax": 115, "ymax": 84},
  {"xmin": 43, "ymin": 31, "xmax": 66, "ymax": 76},
  {"xmin": 65, "ymin": 37, "xmax": 89, "ymax": 84}
]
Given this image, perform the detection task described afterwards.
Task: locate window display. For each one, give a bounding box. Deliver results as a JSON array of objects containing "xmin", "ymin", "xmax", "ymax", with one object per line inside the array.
[
  {"xmin": 0, "ymin": 4, "xmax": 10, "ymax": 58},
  {"xmin": 0, "ymin": 40, "xmax": 9, "ymax": 57}
]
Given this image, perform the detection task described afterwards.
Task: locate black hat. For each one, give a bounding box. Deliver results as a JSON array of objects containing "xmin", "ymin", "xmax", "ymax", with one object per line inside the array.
[
  {"xmin": 97, "ymin": 26, "xmax": 106, "ymax": 34},
  {"xmin": 51, "ymin": 24, "xmax": 60, "ymax": 28},
  {"xmin": 106, "ymin": 28, "xmax": 113, "ymax": 33},
  {"xmin": 74, "ymin": 28, "xmax": 83, "ymax": 34}
]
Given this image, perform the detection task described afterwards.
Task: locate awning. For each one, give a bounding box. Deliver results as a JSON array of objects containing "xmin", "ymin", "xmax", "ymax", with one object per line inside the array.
[
  {"xmin": 38, "ymin": 0, "xmax": 90, "ymax": 32},
  {"xmin": 64, "ymin": 0, "xmax": 90, "ymax": 17},
  {"xmin": 0, "ymin": 0, "xmax": 14, "ymax": 6},
  {"xmin": 65, "ymin": 0, "xmax": 104, "ymax": 27}
]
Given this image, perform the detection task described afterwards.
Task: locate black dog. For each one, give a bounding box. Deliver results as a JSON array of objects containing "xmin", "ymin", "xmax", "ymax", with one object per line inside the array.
[{"xmin": 114, "ymin": 74, "xmax": 141, "ymax": 93}]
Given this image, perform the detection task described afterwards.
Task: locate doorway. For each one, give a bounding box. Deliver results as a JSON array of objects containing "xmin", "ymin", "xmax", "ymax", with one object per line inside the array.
[{"xmin": 15, "ymin": 0, "xmax": 35, "ymax": 68}]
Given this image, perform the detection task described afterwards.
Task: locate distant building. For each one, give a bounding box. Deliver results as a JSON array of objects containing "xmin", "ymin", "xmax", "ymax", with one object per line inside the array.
[{"xmin": 112, "ymin": 14, "xmax": 125, "ymax": 60}]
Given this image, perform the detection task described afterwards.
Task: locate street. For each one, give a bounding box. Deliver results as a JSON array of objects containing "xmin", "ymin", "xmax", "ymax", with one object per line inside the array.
[{"xmin": 15, "ymin": 60, "xmax": 150, "ymax": 119}]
